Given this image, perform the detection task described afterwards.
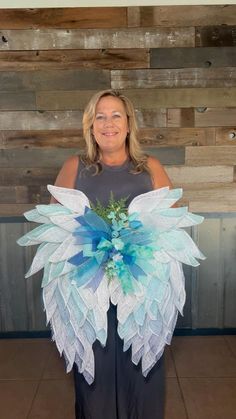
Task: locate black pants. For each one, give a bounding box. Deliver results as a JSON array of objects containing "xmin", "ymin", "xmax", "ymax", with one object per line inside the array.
[{"xmin": 73, "ymin": 305, "xmax": 165, "ymax": 419}]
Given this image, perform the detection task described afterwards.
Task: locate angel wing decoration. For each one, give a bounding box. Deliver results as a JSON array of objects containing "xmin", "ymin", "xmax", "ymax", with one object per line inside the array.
[{"xmin": 17, "ymin": 185, "xmax": 205, "ymax": 384}]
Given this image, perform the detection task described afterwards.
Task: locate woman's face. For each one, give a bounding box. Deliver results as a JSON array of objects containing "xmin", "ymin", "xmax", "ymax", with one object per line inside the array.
[{"xmin": 92, "ymin": 95, "xmax": 129, "ymax": 154}]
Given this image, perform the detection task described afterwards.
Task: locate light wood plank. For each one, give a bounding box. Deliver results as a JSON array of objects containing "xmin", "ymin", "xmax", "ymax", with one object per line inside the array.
[
  {"xmin": 0, "ymin": 130, "xmax": 84, "ymax": 149},
  {"xmin": 36, "ymin": 90, "xmax": 97, "ymax": 111},
  {"xmin": 140, "ymin": 5, "xmax": 236, "ymax": 27},
  {"xmin": 189, "ymin": 200, "xmax": 236, "ymax": 213},
  {"xmin": 0, "ymin": 49, "xmax": 149, "ymax": 71},
  {"xmin": 111, "ymin": 68, "xmax": 236, "ymax": 89},
  {"xmin": 0, "ymin": 70, "xmax": 109, "ymax": 91},
  {"xmin": 0, "ymin": 8, "xmax": 127, "ymax": 29},
  {"xmin": 0, "ymin": 111, "xmax": 83, "ymax": 130},
  {"xmin": 150, "ymin": 47, "xmax": 236, "ymax": 69},
  {"xmin": 139, "ymin": 127, "xmax": 215, "ymax": 147},
  {"xmin": 127, "ymin": 6, "xmax": 140, "ymax": 27},
  {"xmin": 195, "ymin": 108, "xmax": 236, "ymax": 128},
  {"xmin": 216, "ymin": 128, "xmax": 236, "ymax": 145},
  {"xmin": 182, "ymin": 182, "xmax": 236, "ymax": 203},
  {"xmin": 186, "ymin": 146, "xmax": 236, "ymax": 165},
  {"xmin": 165, "ymin": 165, "xmax": 234, "ymax": 184},
  {"xmin": 0, "ymin": 28, "xmax": 195, "ymax": 50},
  {"xmin": 196, "ymin": 25, "xmax": 236, "ymax": 47}
]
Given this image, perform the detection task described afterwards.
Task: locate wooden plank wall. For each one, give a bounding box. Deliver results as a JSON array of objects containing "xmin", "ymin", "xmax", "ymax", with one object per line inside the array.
[{"xmin": 0, "ymin": 5, "xmax": 236, "ymax": 215}]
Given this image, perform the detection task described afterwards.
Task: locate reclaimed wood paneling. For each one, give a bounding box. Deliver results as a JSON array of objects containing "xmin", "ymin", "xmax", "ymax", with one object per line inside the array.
[
  {"xmin": 183, "ymin": 183, "xmax": 236, "ymax": 205},
  {"xmin": 36, "ymin": 90, "xmax": 97, "ymax": 111},
  {"xmin": 196, "ymin": 26, "xmax": 236, "ymax": 47},
  {"xmin": 111, "ymin": 68, "xmax": 236, "ymax": 89},
  {"xmin": 216, "ymin": 128, "xmax": 236, "ymax": 145},
  {"xmin": 0, "ymin": 186, "xmax": 48, "ymax": 204},
  {"xmin": 195, "ymin": 108, "xmax": 236, "ymax": 128},
  {"xmin": 139, "ymin": 127, "xmax": 215, "ymax": 147},
  {"xmin": 0, "ymin": 49, "xmax": 149, "ymax": 71},
  {"xmin": 0, "ymin": 111, "xmax": 83, "ymax": 130},
  {"xmin": 150, "ymin": 47, "xmax": 236, "ymax": 68},
  {"xmin": 0, "ymin": 149, "xmax": 78, "ymax": 168},
  {"xmin": 0, "ymin": 92, "xmax": 35, "ymax": 110},
  {"xmin": 185, "ymin": 146, "xmax": 236, "ymax": 166},
  {"xmin": 0, "ymin": 27, "xmax": 195, "ymax": 50},
  {"xmin": 0, "ymin": 130, "xmax": 84, "ymax": 149},
  {"xmin": 0, "ymin": 204, "xmax": 35, "ymax": 216},
  {"xmin": 0, "ymin": 8, "xmax": 127, "ymax": 29},
  {"xmin": 139, "ymin": 5, "xmax": 236, "ymax": 27},
  {"xmin": 165, "ymin": 165, "xmax": 234, "ymax": 185},
  {"xmin": 0, "ymin": 168, "xmax": 57, "ymax": 186},
  {"xmin": 0, "ymin": 70, "xmax": 109, "ymax": 91}
]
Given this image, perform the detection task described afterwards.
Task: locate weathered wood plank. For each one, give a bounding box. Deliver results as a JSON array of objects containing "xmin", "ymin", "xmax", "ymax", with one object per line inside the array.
[
  {"xmin": 111, "ymin": 68, "xmax": 236, "ymax": 89},
  {"xmin": 0, "ymin": 92, "xmax": 35, "ymax": 110},
  {"xmin": 140, "ymin": 5, "xmax": 236, "ymax": 27},
  {"xmin": 0, "ymin": 111, "xmax": 83, "ymax": 130},
  {"xmin": 0, "ymin": 186, "xmax": 48, "ymax": 204},
  {"xmin": 0, "ymin": 130, "xmax": 84, "ymax": 149},
  {"xmin": 186, "ymin": 146, "xmax": 236, "ymax": 165},
  {"xmin": 0, "ymin": 204, "xmax": 35, "ymax": 216},
  {"xmin": 0, "ymin": 28, "xmax": 195, "ymax": 50},
  {"xmin": 216, "ymin": 127, "xmax": 236, "ymax": 145},
  {"xmin": 127, "ymin": 7, "xmax": 140, "ymax": 27},
  {"xmin": 0, "ymin": 8, "xmax": 127, "ymax": 29},
  {"xmin": 0, "ymin": 168, "xmax": 57, "ymax": 186},
  {"xmin": 0, "ymin": 149, "xmax": 78, "ymax": 168},
  {"xmin": 195, "ymin": 108, "xmax": 236, "ymax": 128},
  {"xmin": 36, "ymin": 88, "xmax": 236, "ymax": 111},
  {"xmin": 139, "ymin": 127, "xmax": 215, "ymax": 147},
  {"xmin": 189, "ymin": 200, "xmax": 236, "ymax": 213},
  {"xmin": 167, "ymin": 109, "xmax": 195, "ymax": 128},
  {"xmin": 0, "ymin": 49, "xmax": 149, "ymax": 71},
  {"xmin": 222, "ymin": 218, "xmax": 236, "ymax": 327},
  {"xmin": 196, "ymin": 26, "xmax": 236, "ymax": 47},
  {"xmin": 150, "ymin": 47, "xmax": 236, "ymax": 68},
  {"xmin": 145, "ymin": 147, "xmax": 185, "ymax": 165},
  {"xmin": 182, "ymin": 183, "xmax": 236, "ymax": 204},
  {"xmin": 36, "ymin": 90, "xmax": 97, "ymax": 110},
  {"xmin": 165, "ymin": 165, "xmax": 234, "ymax": 184},
  {"xmin": 0, "ymin": 70, "xmax": 109, "ymax": 91}
]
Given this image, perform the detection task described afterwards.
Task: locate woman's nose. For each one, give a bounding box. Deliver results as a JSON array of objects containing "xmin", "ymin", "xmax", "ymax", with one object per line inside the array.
[{"xmin": 104, "ymin": 116, "xmax": 114, "ymax": 126}]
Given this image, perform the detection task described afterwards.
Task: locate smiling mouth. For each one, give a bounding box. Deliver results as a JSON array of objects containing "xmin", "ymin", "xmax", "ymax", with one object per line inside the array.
[{"xmin": 102, "ymin": 132, "xmax": 118, "ymax": 136}]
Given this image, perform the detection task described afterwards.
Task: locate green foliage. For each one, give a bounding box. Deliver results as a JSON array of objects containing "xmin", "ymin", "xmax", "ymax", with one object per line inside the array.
[{"xmin": 90, "ymin": 192, "xmax": 128, "ymax": 224}]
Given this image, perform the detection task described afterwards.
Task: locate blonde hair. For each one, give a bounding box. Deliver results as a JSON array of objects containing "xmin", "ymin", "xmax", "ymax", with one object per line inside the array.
[{"xmin": 82, "ymin": 89, "xmax": 148, "ymax": 174}]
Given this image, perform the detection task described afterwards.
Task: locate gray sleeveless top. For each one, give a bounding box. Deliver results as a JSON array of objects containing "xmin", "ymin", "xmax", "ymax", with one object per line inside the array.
[{"xmin": 75, "ymin": 158, "xmax": 153, "ymax": 206}]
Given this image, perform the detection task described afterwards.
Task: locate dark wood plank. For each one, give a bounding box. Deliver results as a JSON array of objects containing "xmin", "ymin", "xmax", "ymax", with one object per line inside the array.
[
  {"xmin": 111, "ymin": 68, "xmax": 236, "ymax": 89},
  {"xmin": 140, "ymin": 5, "xmax": 236, "ymax": 26},
  {"xmin": 0, "ymin": 186, "xmax": 48, "ymax": 204},
  {"xmin": 0, "ymin": 149, "xmax": 78, "ymax": 168},
  {"xmin": 0, "ymin": 130, "xmax": 84, "ymax": 149},
  {"xmin": 0, "ymin": 49, "xmax": 149, "ymax": 71},
  {"xmin": 0, "ymin": 92, "xmax": 35, "ymax": 110},
  {"xmin": 0, "ymin": 203, "xmax": 38, "ymax": 216},
  {"xmin": 0, "ymin": 111, "xmax": 83, "ymax": 130},
  {"xmin": 0, "ymin": 27, "xmax": 195, "ymax": 50},
  {"xmin": 0, "ymin": 69, "xmax": 109, "ymax": 91},
  {"xmin": 0, "ymin": 168, "xmax": 58, "ymax": 186},
  {"xmin": 196, "ymin": 26, "xmax": 236, "ymax": 47},
  {"xmin": 150, "ymin": 47, "xmax": 236, "ymax": 68},
  {"xmin": 0, "ymin": 8, "xmax": 127, "ymax": 29}
]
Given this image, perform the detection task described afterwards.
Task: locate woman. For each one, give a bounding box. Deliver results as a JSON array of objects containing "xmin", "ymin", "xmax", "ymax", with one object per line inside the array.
[{"xmin": 51, "ymin": 89, "xmax": 173, "ymax": 419}]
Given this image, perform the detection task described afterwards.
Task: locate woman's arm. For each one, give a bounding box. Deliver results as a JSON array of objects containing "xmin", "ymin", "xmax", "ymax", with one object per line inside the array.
[
  {"xmin": 147, "ymin": 155, "xmax": 173, "ymax": 190},
  {"xmin": 50, "ymin": 155, "xmax": 79, "ymax": 203}
]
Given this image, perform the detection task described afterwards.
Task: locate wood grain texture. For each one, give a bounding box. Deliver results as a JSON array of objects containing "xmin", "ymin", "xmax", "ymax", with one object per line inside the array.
[
  {"xmin": 0, "ymin": 8, "xmax": 127, "ymax": 29},
  {"xmin": 0, "ymin": 70, "xmax": 109, "ymax": 91},
  {"xmin": 0, "ymin": 28, "xmax": 195, "ymax": 50},
  {"xmin": 0, "ymin": 204, "xmax": 35, "ymax": 216},
  {"xmin": 139, "ymin": 128, "xmax": 215, "ymax": 147},
  {"xmin": 139, "ymin": 5, "xmax": 236, "ymax": 27},
  {"xmin": 0, "ymin": 149, "xmax": 78, "ymax": 168},
  {"xmin": 195, "ymin": 108, "xmax": 236, "ymax": 128},
  {"xmin": 0, "ymin": 111, "xmax": 83, "ymax": 130},
  {"xmin": 216, "ymin": 128, "xmax": 236, "ymax": 145},
  {"xmin": 0, "ymin": 186, "xmax": 48, "ymax": 204},
  {"xmin": 196, "ymin": 26, "xmax": 236, "ymax": 47},
  {"xmin": 0, "ymin": 168, "xmax": 57, "ymax": 186},
  {"xmin": 185, "ymin": 146, "xmax": 236, "ymax": 166},
  {"xmin": 0, "ymin": 130, "xmax": 84, "ymax": 149},
  {"xmin": 36, "ymin": 88, "xmax": 236, "ymax": 111},
  {"xmin": 111, "ymin": 68, "xmax": 236, "ymax": 89},
  {"xmin": 0, "ymin": 92, "xmax": 35, "ymax": 110},
  {"xmin": 150, "ymin": 47, "xmax": 236, "ymax": 69},
  {"xmin": 0, "ymin": 49, "xmax": 149, "ymax": 71},
  {"xmin": 165, "ymin": 165, "xmax": 234, "ymax": 184}
]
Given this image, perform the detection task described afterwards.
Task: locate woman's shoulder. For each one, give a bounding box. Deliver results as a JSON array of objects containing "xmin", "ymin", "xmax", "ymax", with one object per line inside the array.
[
  {"xmin": 146, "ymin": 154, "xmax": 173, "ymax": 189},
  {"xmin": 53, "ymin": 154, "xmax": 80, "ymax": 189}
]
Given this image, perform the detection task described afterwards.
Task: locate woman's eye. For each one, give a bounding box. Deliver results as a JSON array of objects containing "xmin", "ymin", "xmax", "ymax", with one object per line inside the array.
[
  {"xmin": 95, "ymin": 115, "xmax": 104, "ymax": 120},
  {"xmin": 113, "ymin": 113, "xmax": 121, "ymax": 118}
]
